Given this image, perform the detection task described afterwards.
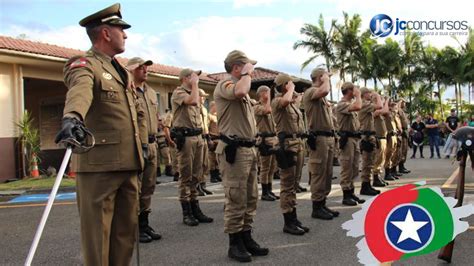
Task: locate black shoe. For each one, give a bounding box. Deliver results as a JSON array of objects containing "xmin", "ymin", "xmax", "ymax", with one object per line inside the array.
[
  {"xmin": 190, "ymin": 200, "xmax": 213, "ymax": 223},
  {"xmin": 139, "ymin": 230, "xmax": 153, "ymax": 243},
  {"xmin": 398, "ymin": 163, "xmax": 410, "ymax": 174},
  {"xmin": 144, "ymin": 225, "xmax": 162, "ymax": 240},
  {"xmin": 200, "ymin": 183, "xmax": 213, "ymax": 195},
  {"xmin": 420, "ymin": 155, "xmax": 425, "ymax": 158},
  {"xmin": 165, "ymin": 165, "xmax": 174, "ymax": 176},
  {"xmin": 273, "ymin": 171, "xmax": 280, "ymax": 180},
  {"xmin": 342, "ymin": 189, "xmax": 357, "ymax": 206},
  {"xmin": 295, "ymin": 186, "xmax": 302, "ymax": 193},
  {"xmin": 139, "ymin": 212, "xmax": 162, "ymax": 240},
  {"xmin": 180, "ymin": 201, "xmax": 199, "ymax": 226},
  {"xmin": 241, "ymin": 230, "xmax": 269, "ymax": 256},
  {"xmin": 372, "ymin": 175, "xmax": 386, "ymax": 187},
  {"xmin": 322, "ymin": 199, "xmax": 339, "ymax": 217},
  {"xmin": 196, "ymin": 184, "xmax": 206, "ymax": 197},
  {"xmin": 228, "ymin": 232, "xmax": 252, "ymax": 262},
  {"xmin": 157, "ymin": 166, "xmax": 162, "ymax": 177},
  {"xmin": 332, "ymin": 176, "xmax": 338, "ymax": 180},
  {"xmin": 350, "ymin": 188, "xmax": 366, "ymax": 204},
  {"xmin": 292, "ymin": 208, "xmax": 310, "ymax": 232},
  {"xmin": 333, "ymin": 159, "xmax": 340, "ymax": 166},
  {"xmin": 283, "ymin": 212, "xmax": 305, "ymax": 235},
  {"xmin": 216, "ymin": 171, "xmax": 222, "ymax": 182},
  {"xmin": 268, "ymin": 183, "xmax": 280, "ymax": 200},
  {"xmin": 360, "ymin": 182, "xmax": 380, "ymax": 196},
  {"xmin": 298, "ymin": 185, "xmax": 307, "ymax": 192},
  {"xmin": 410, "ymin": 155, "xmax": 415, "ymax": 159},
  {"xmin": 391, "ymin": 167, "xmax": 402, "ymax": 177},
  {"xmin": 173, "ymin": 172, "xmax": 180, "ymax": 181},
  {"xmin": 261, "ymin": 184, "xmax": 276, "ymax": 201},
  {"xmin": 311, "ymin": 201, "xmax": 333, "ymax": 220},
  {"xmin": 210, "ymin": 169, "xmax": 219, "ymax": 183}
]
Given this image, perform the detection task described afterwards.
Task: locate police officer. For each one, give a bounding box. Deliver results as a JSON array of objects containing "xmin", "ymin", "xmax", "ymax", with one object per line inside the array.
[
  {"xmin": 272, "ymin": 73, "xmax": 309, "ymax": 235},
  {"xmin": 302, "ymin": 68, "xmax": 339, "ymax": 220},
  {"xmin": 336, "ymin": 82, "xmax": 365, "ymax": 206},
  {"xmin": 215, "ymin": 50, "xmax": 268, "ymax": 262},
  {"xmin": 163, "ymin": 109, "xmax": 180, "ymax": 181},
  {"xmin": 156, "ymin": 117, "xmax": 173, "ymax": 178},
  {"xmin": 358, "ymin": 87, "xmax": 382, "ymax": 196},
  {"xmin": 207, "ymin": 101, "xmax": 221, "ymax": 183},
  {"xmin": 254, "ymin": 85, "xmax": 279, "ymax": 201},
  {"xmin": 372, "ymin": 97, "xmax": 390, "ymax": 187},
  {"xmin": 127, "ymin": 57, "xmax": 162, "ymax": 243},
  {"xmin": 171, "ymin": 68, "xmax": 213, "ymax": 226},
  {"xmin": 54, "ymin": 3, "xmax": 144, "ymax": 265},
  {"xmin": 383, "ymin": 100, "xmax": 399, "ymax": 181},
  {"xmin": 197, "ymin": 89, "xmax": 213, "ymax": 195},
  {"xmin": 397, "ymin": 99, "xmax": 411, "ymax": 174}
]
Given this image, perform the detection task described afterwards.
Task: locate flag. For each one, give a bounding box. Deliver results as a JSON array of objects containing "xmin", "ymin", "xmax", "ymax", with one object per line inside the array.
[{"xmin": 342, "ymin": 181, "xmax": 474, "ymax": 265}]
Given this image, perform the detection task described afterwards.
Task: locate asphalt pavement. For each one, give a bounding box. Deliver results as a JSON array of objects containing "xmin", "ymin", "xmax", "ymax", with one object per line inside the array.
[{"xmin": 1, "ymin": 157, "xmax": 473, "ymax": 265}]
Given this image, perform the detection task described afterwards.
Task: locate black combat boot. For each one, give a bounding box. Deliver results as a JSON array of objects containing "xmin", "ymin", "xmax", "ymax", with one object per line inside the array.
[
  {"xmin": 157, "ymin": 166, "xmax": 162, "ymax": 177},
  {"xmin": 173, "ymin": 172, "xmax": 180, "ymax": 181},
  {"xmin": 273, "ymin": 171, "xmax": 280, "ymax": 180},
  {"xmin": 261, "ymin": 184, "xmax": 275, "ymax": 201},
  {"xmin": 322, "ymin": 199, "xmax": 339, "ymax": 217},
  {"xmin": 311, "ymin": 201, "xmax": 333, "ymax": 220},
  {"xmin": 268, "ymin": 183, "xmax": 280, "ymax": 199},
  {"xmin": 190, "ymin": 200, "xmax": 213, "ymax": 223},
  {"xmin": 342, "ymin": 189, "xmax": 357, "ymax": 206},
  {"xmin": 399, "ymin": 162, "xmax": 410, "ymax": 174},
  {"xmin": 391, "ymin": 167, "xmax": 402, "ymax": 178},
  {"xmin": 200, "ymin": 182, "xmax": 213, "ymax": 195},
  {"xmin": 196, "ymin": 183, "xmax": 206, "ymax": 196},
  {"xmin": 138, "ymin": 212, "xmax": 153, "ymax": 243},
  {"xmin": 228, "ymin": 232, "xmax": 252, "ymax": 262},
  {"xmin": 241, "ymin": 230, "xmax": 269, "ymax": 256},
  {"xmin": 360, "ymin": 182, "xmax": 380, "ymax": 196},
  {"xmin": 181, "ymin": 201, "xmax": 199, "ymax": 226},
  {"xmin": 350, "ymin": 188, "xmax": 366, "ymax": 204},
  {"xmin": 297, "ymin": 184, "xmax": 307, "ymax": 192},
  {"xmin": 140, "ymin": 212, "xmax": 162, "ymax": 241},
  {"xmin": 384, "ymin": 168, "xmax": 395, "ymax": 181},
  {"xmin": 292, "ymin": 208, "xmax": 310, "ymax": 232},
  {"xmin": 210, "ymin": 169, "xmax": 219, "ymax": 183},
  {"xmin": 165, "ymin": 165, "xmax": 173, "ymax": 176},
  {"xmin": 216, "ymin": 170, "xmax": 222, "ymax": 182},
  {"xmin": 283, "ymin": 212, "xmax": 305, "ymax": 235},
  {"xmin": 333, "ymin": 158, "xmax": 340, "ymax": 166},
  {"xmin": 372, "ymin": 174, "xmax": 386, "ymax": 187}
]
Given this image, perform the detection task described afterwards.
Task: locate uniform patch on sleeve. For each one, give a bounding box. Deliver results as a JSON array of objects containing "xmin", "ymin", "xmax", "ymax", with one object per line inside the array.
[
  {"xmin": 223, "ymin": 81, "xmax": 234, "ymax": 89},
  {"xmin": 69, "ymin": 57, "xmax": 88, "ymax": 69}
]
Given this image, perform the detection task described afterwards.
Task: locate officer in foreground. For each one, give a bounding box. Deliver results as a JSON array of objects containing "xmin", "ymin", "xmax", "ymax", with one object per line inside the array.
[
  {"xmin": 54, "ymin": 3, "xmax": 145, "ymax": 265},
  {"xmin": 214, "ymin": 50, "xmax": 269, "ymax": 262}
]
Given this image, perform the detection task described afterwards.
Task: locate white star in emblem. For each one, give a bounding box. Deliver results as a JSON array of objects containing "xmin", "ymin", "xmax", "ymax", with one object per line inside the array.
[{"xmin": 391, "ymin": 209, "xmax": 428, "ymax": 244}]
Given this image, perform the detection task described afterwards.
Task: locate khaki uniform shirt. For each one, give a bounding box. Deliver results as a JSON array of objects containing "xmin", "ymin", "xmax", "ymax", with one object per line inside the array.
[
  {"xmin": 384, "ymin": 111, "xmax": 397, "ymax": 133},
  {"xmin": 398, "ymin": 109, "xmax": 409, "ymax": 129},
  {"xmin": 336, "ymin": 100, "xmax": 360, "ymax": 132},
  {"xmin": 374, "ymin": 115, "xmax": 388, "ymax": 138},
  {"xmin": 302, "ymin": 88, "xmax": 334, "ymax": 132},
  {"xmin": 254, "ymin": 102, "xmax": 276, "ymax": 133},
  {"xmin": 271, "ymin": 93, "xmax": 304, "ymax": 134},
  {"xmin": 63, "ymin": 48, "xmax": 145, "ymax": 172},
  {"xmin": 358, "ymin": 100, "xmax": 376, "ymax": 132},
  {"xmin": 171, "ymin": 86, "xmax": 202, "ymax": 129},
  {"xmin": 394, "ymin": 111, "xmax": 403, "ymax": 132},
  {"xmin": 163, "ymin": 112, "xmax": 173, "ymax": 128},
  {"xmin": 201, "ymin": 105, "xmax": 209, "ymax": 134},
  {"xmin": 135, "ymin": 83, "xmax": 159, "ymax": 138},
  {"xmin": 213, "ymin": 76, "xmax": 257, "ymax": 139},
  {"xmin": 208, "ymin": 112, "xmax": 219, "ymax": 136}
]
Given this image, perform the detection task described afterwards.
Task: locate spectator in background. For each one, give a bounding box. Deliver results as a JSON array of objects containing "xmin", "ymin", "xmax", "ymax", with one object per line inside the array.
[
  {"xmin": 425, "ymin": 114, "xmax": 441, "ymax": 159},
  {"xmin": 444, "ymin": 109, "xmax": 460, "ymax": 158},
  {"xmin": 469, "ymin": 114, "xmax": 474, "ymax": 127},
  {"xmin": 410, "ymin": 115, "xmax": 425, "ymax": 158}
]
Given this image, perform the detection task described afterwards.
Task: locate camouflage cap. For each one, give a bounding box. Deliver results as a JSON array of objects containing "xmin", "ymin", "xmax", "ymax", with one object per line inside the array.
[
  {"xmin": 256, "ymin": 85, "xmax": 270, "ymax": 95},
  {"xmin": 199, "ymin": 89, "xmax": 209, "ymax": 97},
  {"xmin": 224, "ymin": 50, "xmax": 257, "ymax": 66},
  {"xmin": 179, "ymin": 68, "xmax": 202, "ymax": 80},
  {"xmin": 126, "ymin": 57, "xmax": 153, "ymax": 71},
  {"xmin": 274, "ymin": 73, "xmax": 298, "ymax": 86},
  {"xmin": 79, "ymin": 3, "xmax": 131, "ymax": 29}
]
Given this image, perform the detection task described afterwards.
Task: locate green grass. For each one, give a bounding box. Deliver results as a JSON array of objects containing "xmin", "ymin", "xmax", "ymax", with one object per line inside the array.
[{"xmin": 0, "ymin": 176, "xmax": 76, "ymax": 191}]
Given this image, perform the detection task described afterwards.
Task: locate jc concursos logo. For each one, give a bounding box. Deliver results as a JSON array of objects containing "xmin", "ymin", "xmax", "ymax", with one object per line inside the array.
[{"xmin": 370, "ymin": 14, "xmax": 393, "ymax": 37}]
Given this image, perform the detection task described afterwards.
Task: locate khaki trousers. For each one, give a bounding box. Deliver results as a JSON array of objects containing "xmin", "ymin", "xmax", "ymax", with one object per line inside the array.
[
  {"xmin": 280, "ymin": 139, "xmax": 303, "ymax": 213},
  {"xmin": 171, "ymin": 147, "xmax": 178, "ymax": 174},
  {"xmin": 76, "ymin": 171, "xmax": 139, "ymax": 266},
  {"xmin": 294, "ymin": 149, "xmax": 304, "ymax": 188},
  {"xmin": 177, "ymin": 136, "xmax": 203, "ymax": 202},
  {"xmin": 391, "ymin": 136, "xmax": 402, "ymax": 167},
  {"xmin": 401, "ymin": 134, "xmax": 408, "ymax": 163},
  {"xmin": 139, "ymin": 143, "xmax": 157, "ymax": 213},
  {"xmin": 209, "ymin": 149, "xmax": 218, "ymax": 171},
  {"xmin": 158, "ymin": 144, "xmax": 171, "ymax": 166},
  {"xmin": 339, "ymin": 138, "xmax": 360, "ymax": 190},
  {"xmin": 308, "ymin": 136, "xmax": 334, "ymax": 202},
  {"xmin": 372, "ymin": 138, "xmax": 387, "ymax": 175},
  {"xmin": 360, "ymin": 136, "xmax": 376, "ymax": 182},
  {"xmin": 218, "ymin": 146, "xmax": 258, "ymax": 234},
  {"xmin": 259, "ymin": 153, "xmax": 277, "ymax": 184},
  {"xmin": 384, "ymin": 136, "xmax": 397, "ymax": 169},
  {"xmin": 199, "ymin": 143, "xmax": 209, "ymax": 183}
]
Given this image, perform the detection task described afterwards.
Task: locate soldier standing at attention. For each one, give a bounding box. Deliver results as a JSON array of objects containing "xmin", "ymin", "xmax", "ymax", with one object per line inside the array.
[
  {"xmin": 371, "ymin": 97, "xmax": 390, "ymax": 187},
  {"xmin": 171, "ymin": 68, "xmax": 213, "ymax": 226},
  {"xmin": 127, "ymin": 57, "xmax": 162, "ymax": 243},
  {"xmin": 390, "ymin": 102, "xmax": 404, "ymax": 178},
  {"xmin": 163, "ymin": 109, "xmax": 180, "ymax": 181},
  {"xmin": 208, "ymin": 101, "xmax": 221, "ymax": 183},
  {"xmin": 54, "ymin": 3, "xmax": 145, "ymax": 265},
  {"xmin": 254, "ymin": 85, "xmax": 279, "ymax": 201},
  {"xmin": 156, "ymin": 117, "xmax": 173, "ymax": 178},
  {"xmin": 383, "ymin": 101, "xmax": 399, "ymax": 181},
  {"xmin": 272, "ymin": 73, "xmax": 309, "ymax": 235},
  {"xmin": 336, "ymin": 82, "xmax": 365, "ymax": 206},
  {"xmin": 302, "ymin": 68, "xmax": 339, "ymax": 220},
  {"xmin": 358, "ymin": 88, "xmax": 382, "ymax": 196},
  {"xmin": 397, "ymin": 99, "xmax": 411, "ymax": 174},
  {"xmin": 214, "ymin": 50, "xmax": 268, "ymax": 262},
  {"xmin": 197, "ymin": 89, "xmax": 213, "ymax": 196}
]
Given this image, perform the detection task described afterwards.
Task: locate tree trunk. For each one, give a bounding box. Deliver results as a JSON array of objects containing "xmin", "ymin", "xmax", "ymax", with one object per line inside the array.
[
  {"xmin": 437, "ymin": 82, "xmax": 444, "ymax": 120},
  {"xmin": 455, "ymin": 83, "xmax": 459, "ymax": 115},
  {"xmin": 325, "ymin": 62, "xmax": 333, "ymax": 101}
]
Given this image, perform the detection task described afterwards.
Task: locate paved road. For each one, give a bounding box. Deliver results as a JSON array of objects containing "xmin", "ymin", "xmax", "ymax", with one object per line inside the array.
[{"xmin": 1, "ymin": 157, "xmax": 473, "ymax": 265}]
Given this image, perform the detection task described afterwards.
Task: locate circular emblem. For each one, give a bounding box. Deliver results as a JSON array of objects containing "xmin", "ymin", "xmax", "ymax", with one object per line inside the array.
[
  {"xmin": 384, "ymin": 204, "xmax": 434, "ymax": 253},
  {"xmin": 370, "ymin": 14, "xmax": 393, "ymax": 38},
  {"xmin": 102, "ymin": 72, "xmax": 113, "ymax": 80}
]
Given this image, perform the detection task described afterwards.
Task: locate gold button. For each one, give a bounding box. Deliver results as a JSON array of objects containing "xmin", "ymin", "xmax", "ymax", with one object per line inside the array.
[{"xmin": 101, "ymin": 139, "xmax": 106, "ymax": 143}]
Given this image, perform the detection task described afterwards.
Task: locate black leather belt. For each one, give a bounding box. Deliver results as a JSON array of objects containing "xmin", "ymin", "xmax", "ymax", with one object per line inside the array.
[
  {"xmin": 148, "ymin": 135, "xmax": 157, "ymax": 143},
  {"xmin": 220, "ymin": 135, "xmax": 256, "ymax": 147},
  {"xmin": 310, "ymin": 130, "xmax": 335, "ymax": 137},
  {"xmin": 338, "ymin": 131, "xmax": 362, "ymax": 138},
  {"xmin": 376, "ymin": 136, "xmax": 386, "ymax": 139},
  {"xmin": 257, "ymin": 132, "xmax": 277, "ymax": 138},
  {"xmin": 361, "ymin": 131, "xmax": 376, "ymax": 136},
  {"xmin": 279, "ymin": 132, "xmax": 308, "ymax": 139},
  {"xmin": 173, "ymin": 127, "xmax": 203, "ymax": 137}
]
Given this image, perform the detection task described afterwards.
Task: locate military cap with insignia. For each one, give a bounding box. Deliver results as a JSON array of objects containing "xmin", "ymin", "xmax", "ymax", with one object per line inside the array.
[
  {"xmin": 79, "ymin": 3, "xmax": 131, "ymax": 29},
  {"xmin": 126, "ymin": 57, "xmax": 153, "ymax": 71},
  {"xmin": 274, "ymin": 73, "xmax": 298, "ymax": 86},
  {"xmin": 224, "ymin": 50, "xmax": 257, "ymax": 66},
  {"xmin": 179, "ymin": 68, "xmax": 202, "ymax": 80}
]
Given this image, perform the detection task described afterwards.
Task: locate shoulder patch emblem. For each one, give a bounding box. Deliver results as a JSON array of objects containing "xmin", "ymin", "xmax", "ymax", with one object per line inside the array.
[
  {"xmin": 69, "ymin": 58, "xmax": 88, "ymax": 69},
  {"xmin": 223, "ymin": 81, "xmax": 234, "ymax": 89},
  {"xmin": 102, "ymin": 72, "xmax": 113, "ymax": 80}
]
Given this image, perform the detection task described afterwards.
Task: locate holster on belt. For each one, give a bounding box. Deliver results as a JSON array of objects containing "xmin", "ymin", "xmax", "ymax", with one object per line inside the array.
[
  {"xmin": 170, "ymin": 127, "xmax": 203, "ymax": 151},
  {"xmin": 306, "ymin": 133, "xmax": 317, "ymax": 151},
  {"xmin": 276, "ymin": 132, "xmax": 296, "ymax": 169},
  {"xmin": 256, "ymin": 132, "xmax": 276, "ymax": 156},
  {"xmin": 220, "ymin": 135, "xmax": 256, "ymax": 164},
  {"xmin": 338, "ymin": 132, "xmax": 349, "ymax": 150},
  {"xmin": 360, "ymin": 138, "xmax": 375, "ymax": 152}
]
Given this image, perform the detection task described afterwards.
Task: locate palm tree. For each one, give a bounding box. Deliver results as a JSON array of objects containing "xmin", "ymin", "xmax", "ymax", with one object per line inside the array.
[
  {"xmin": 374, "ymin": 38, "xmax": 403, "ymax": 96},
  {"xmin": 293, "ymin": 14, "xmax": 336, "ymax": 100}
]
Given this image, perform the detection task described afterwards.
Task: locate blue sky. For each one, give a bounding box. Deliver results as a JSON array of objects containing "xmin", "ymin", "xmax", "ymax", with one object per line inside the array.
[{"xmin": 0, "ymin": 0, "xmax": 472, "ymax": 101}]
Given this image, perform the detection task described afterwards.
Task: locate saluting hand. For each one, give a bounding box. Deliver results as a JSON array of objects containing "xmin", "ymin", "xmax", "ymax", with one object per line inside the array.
[
  {"xmin": 286, "ymin": 81, "xmax": 295, "ymax": 92},
  {"xmin": 241, "ymin": 63, "xmax": 254, "ymax": 76},
  {"xmin": 321, "ymin": 73, "xmax": 330, "ymax": 83},
  {"xmin": 353, "ymin": 86, "xmax": 361, "ymax": 97},
  {"xmin": 189, "ymin": 72, "xmax": 199, "ymax": 86}
]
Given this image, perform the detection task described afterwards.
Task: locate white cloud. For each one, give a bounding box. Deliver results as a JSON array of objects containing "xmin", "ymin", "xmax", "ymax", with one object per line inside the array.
[{"xmin": 233, "ymin": 0, "xmax": 275, "ymax": 9}]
